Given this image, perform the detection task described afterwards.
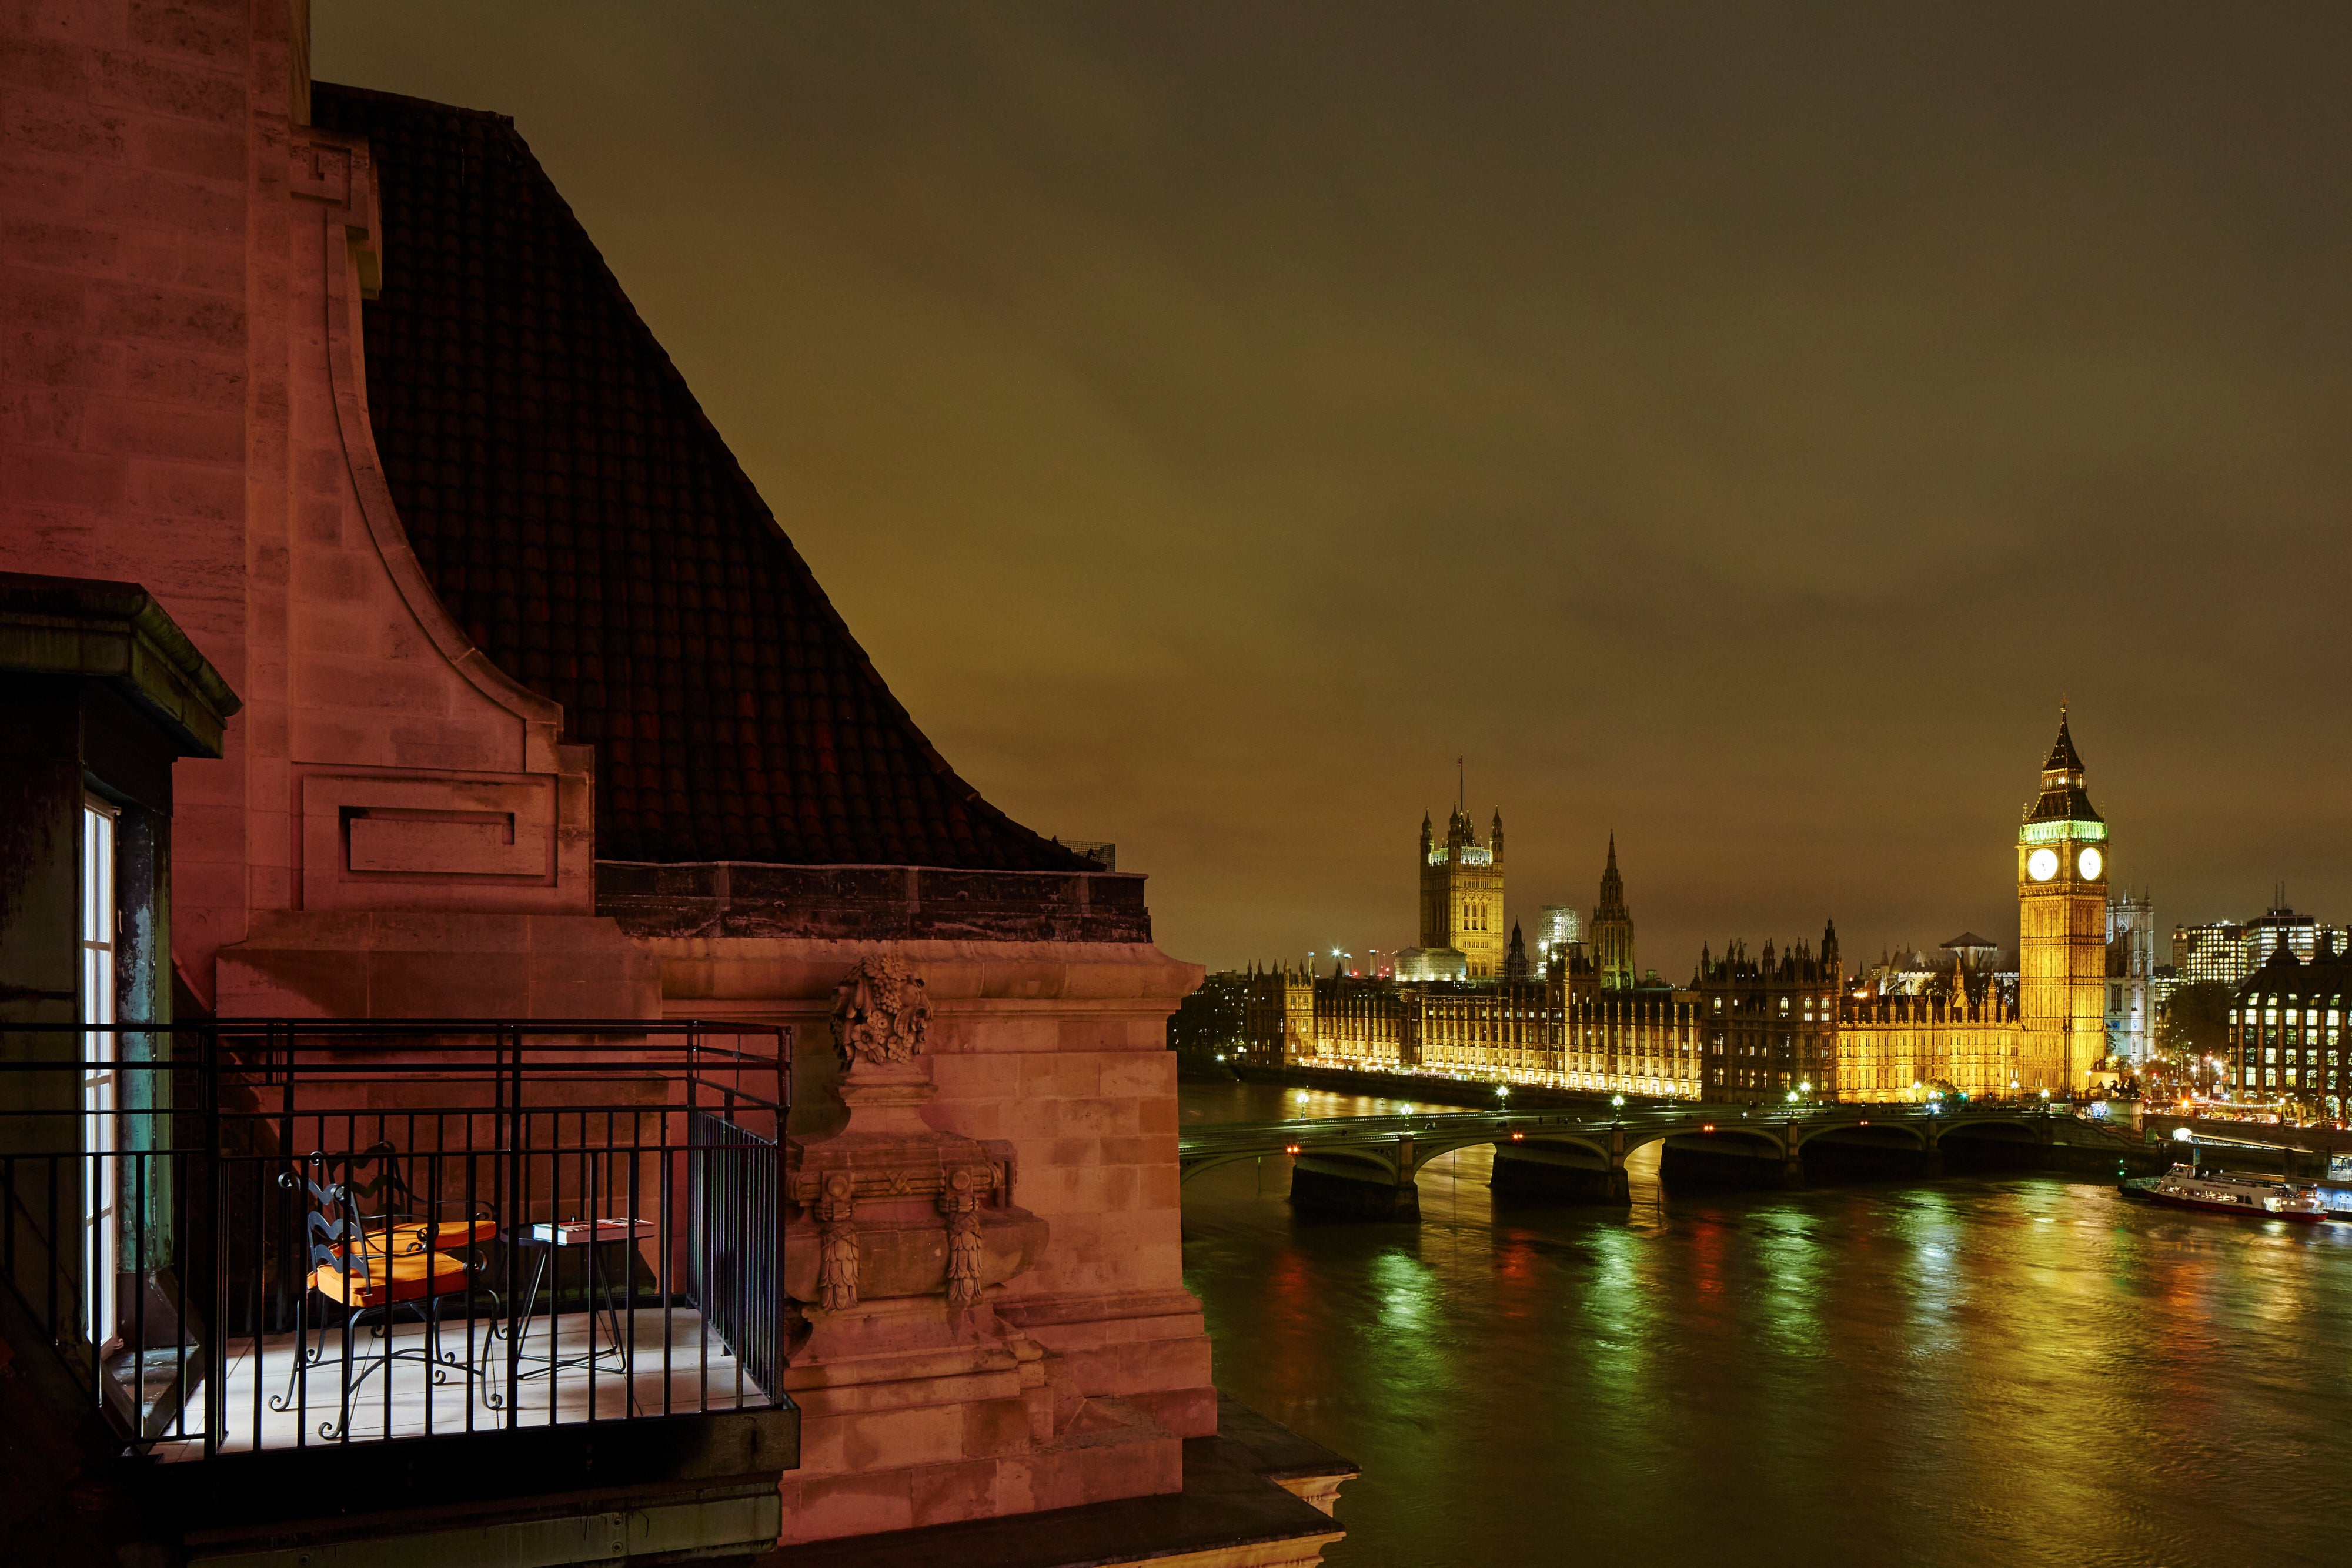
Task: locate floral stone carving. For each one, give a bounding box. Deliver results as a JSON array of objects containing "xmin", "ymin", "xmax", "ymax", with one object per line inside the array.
[{"xmin": 830, "ymin": 954, "xmax": 930, "ymax": 1071}]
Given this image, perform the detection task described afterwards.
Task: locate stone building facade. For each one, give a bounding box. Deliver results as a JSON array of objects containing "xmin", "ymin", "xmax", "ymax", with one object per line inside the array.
[
  {"xmin": 1590, "ymin": 834, "xmax": 1637, "ymax": 989},
  {"xmin": 1689, "ymin": 930, "xmax": 1840, "ymax": 1100},
  {"xmin": 1399, "ymin": 805, "xmax": 1505, "ymax": 980},
  {"xmin": 0, "ymin": 6, "xmax": 1348, "ymax": 1559},
  {"xmin": 2014, "ymin": 710, "xmax": 2110, "ymax": 1091}
]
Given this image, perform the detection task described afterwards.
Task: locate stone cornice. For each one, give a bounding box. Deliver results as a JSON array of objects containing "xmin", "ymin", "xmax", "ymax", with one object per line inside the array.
[{"xmin": 0, "ymin": 571, "xmax": 242, "ymax": 757}]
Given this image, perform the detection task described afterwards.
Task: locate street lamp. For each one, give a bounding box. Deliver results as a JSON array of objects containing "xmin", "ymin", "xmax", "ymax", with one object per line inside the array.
[{"xmin": 1496, "ymin": 1084, "xmax": 1511, "ymax": 1101}]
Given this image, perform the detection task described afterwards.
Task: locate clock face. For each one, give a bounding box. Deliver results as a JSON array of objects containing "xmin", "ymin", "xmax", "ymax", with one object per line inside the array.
[
  {"xmin": 2027, "ymin": 848, "xmax": 2060, "ymax": 882},
  {"xmin": 2078, "ymin": 846, "xmax": 2103, "ymax": 880}
]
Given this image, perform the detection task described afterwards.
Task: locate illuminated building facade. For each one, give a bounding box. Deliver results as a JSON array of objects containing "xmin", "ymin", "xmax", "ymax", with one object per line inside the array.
[
  {"xmin": 1555, "ymin": 988, "xmax": 1705, "ymax": 1099},
  {"xmin": 1535, "ymin": 904, "xmax": 1582, "ymax": 971},
  {"xmin": 2014, "ymin": 711, "xmax": 2111, "ymax": 1091},
  {"xmin": 1401, "ymin": 805, "xmax": 1506, "ymax": 980},
  {"xmin": 1832, "ymin": 714, "xmax": 2108, "ymax": 1101},
  {"xmin": 1239, "ymin": 963, "xmax": 1551, "ymax": 1079},
  {"xmin": 2174, "ymin": 906, "xmax": 2348, "ymax": 990},
  {"xmin": 1254, "ymin": 717, "xmax": 2122, "ymax": 1106},
  {"xmin": 1835, "ymin": 967, "xmax": 2020, "ymax": 1101},
  {"xmin": 1691, "ymin": 930, "xmax": 1841, "ymax": 1100},
  {"xmin": 2107, "ymin": 892, "xmax": 2156, "ymax": 1065},
  {"xmin": 1590, "ymin": 835, "xmax": 1637, "ymax": 989},
  {"xmin": 2227, "ymin": 938, "xmax": 2352, "ymax": 1115}
]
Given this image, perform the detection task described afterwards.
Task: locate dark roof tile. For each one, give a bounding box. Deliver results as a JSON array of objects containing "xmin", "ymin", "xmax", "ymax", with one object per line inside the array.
[{"xmin": 312, "ymin": 84, "xmax": 1085, "ymax": 872}]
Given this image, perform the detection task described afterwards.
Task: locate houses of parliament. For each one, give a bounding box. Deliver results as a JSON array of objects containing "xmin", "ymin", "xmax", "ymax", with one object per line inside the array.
[{"xmin": 1225, "ymin": 714, "xmax": 2114, "ymax": 1104}]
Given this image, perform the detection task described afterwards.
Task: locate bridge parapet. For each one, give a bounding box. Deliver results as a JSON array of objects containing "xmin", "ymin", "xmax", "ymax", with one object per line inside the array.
[{"xmin": 1179, "ymin": 1101, "xmax": 2072, "ymax": 1216}]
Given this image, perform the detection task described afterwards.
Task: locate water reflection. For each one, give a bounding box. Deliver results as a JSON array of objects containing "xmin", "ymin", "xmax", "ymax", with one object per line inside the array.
[{"xmin": 1180, "ymin": 1081, "xmax": 2352, "ymax": 1567}]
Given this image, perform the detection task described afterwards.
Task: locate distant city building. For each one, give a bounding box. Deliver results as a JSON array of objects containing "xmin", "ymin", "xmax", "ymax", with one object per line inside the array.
[
  {"xmin": 1535, "ymin": 904, "xmax": 1582, "ymax": 971},
  {"xmin": 2227, "ymin": 937, "xmax": 2352, "ymax": 1115},
  {"xmin": 2107, "ymin": 892, "xmax": 2156, "ymax": 1065},
  {"xmin": 1393, "ymin": 947, "xmax": 1469, "ymax": 982},
  {"xmin": 2175, "ymin": 904, "xmax": 2347, "ymax": 990},
  {"xmin": 1502, "ymin": 924, "xmax": 1532, "ymax": 983},
  {"xmin": 1245, "ymin": 834, "xmax": 1713, "ymax": 1099},
  {"xmin": 1169, "ymin": 970, "xmax": 1251, "ymax": 1064}
]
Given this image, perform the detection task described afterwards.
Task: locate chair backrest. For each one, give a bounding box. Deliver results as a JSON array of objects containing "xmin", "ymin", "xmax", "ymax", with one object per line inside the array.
[
  {"xmin": 284, "ymin": 1153, "xmax": 373, "ymax": 1288},
  {"xmin": 283, "ymin": 1144, "xmax": 412, "ymax": 1285}
]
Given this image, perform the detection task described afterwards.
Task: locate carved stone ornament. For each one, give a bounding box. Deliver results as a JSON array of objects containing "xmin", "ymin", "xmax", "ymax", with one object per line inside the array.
[
  {"xmin": 940, "ymin": 1167, "xmax": 985, "ymax": 1308},
  {"xmin": 814, "ymin": 1171, "xmax": 860, "ymax": 1312},
  {"xmin": 830, "ymin": 954, "xmax": 931, "ymax": 1071}
]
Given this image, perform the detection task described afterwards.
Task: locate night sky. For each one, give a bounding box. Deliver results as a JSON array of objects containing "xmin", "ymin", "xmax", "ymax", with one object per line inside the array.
[{"xmin": 318, "ymin": 4, "xmax": 2352, "ymax": 977}]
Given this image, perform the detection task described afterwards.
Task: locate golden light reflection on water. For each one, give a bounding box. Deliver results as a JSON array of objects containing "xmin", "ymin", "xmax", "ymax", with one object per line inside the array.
[{"xmin": 1180, "ymin": 1081, "xmax": 2352, "ymax": 1568}]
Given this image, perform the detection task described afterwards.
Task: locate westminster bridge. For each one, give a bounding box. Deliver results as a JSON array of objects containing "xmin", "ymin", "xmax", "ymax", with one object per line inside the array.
[{"xmin": 1178, "ymin": 1100, "xmax": 2148, "ymax": 1218}]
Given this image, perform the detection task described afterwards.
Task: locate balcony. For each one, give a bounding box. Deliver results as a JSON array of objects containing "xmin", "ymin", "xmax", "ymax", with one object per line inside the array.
[{"xmin": 0, "ymin": 1020, "xmax": 798, "ymax": 1562}]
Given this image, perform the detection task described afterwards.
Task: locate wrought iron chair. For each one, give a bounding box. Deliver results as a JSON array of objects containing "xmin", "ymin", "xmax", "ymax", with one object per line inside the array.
[{"xmin": 271, "ymin": 1146, "xmax": 498, "ymax": 1440}]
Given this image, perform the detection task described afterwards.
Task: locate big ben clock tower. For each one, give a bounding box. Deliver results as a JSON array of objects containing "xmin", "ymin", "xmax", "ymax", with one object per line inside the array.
[{"xmin": 2016, "ymin": 708, "xmax": 2109, "ymax": 1092}]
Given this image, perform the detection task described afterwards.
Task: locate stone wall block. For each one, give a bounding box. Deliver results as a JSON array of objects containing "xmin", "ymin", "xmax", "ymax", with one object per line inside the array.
[
  {"xmin": 1100, "ymin": 1055, "xmax": 1173, "ymax": 1097},
  {"xmin": 1128, "ymin": 1385, "xmax": 1217, "ymax": 1440},
  {"xmin": 0, "ymin": 384, "xmax": 85, "ymax": 444},
  {"xmin": 2, "ymin": 219, "xmax": 122, "ymax": 272},
  {"xmin": 89, "ymin": 48, "xmax": 239, "ymax": 123},
  {"xmin": 128, "ymin": 0, "xmax": 243, "ymax": 62},
  {"xmin": 4, "ymin": 93, "xmax": 127, "ymax": 160},
  {"xmin": 776, "ymin": 1473, "xmax": 913, "ymax": 1546},
  {"xmin": 838, "ymin": 1403, "xmax": 966, "ymax": 1475},
  {"xmin": 91, "ymin": 280, "xmax": 241, "ymax": 349},
  {"xmin": 1053, "ymin": 1017, "xmax": 1130, "ymax": 1054},
  {"xmin": 1075, "ymin": 1429, "xmax": 1182, "ymax": 1503},
  {"xmin": 909, "ymin": 1457, "xmax": 999, "ymax": 1530},
  {"xmin": 2, "ymin": 444, "xmax": 124, "ymax": 506},
  {"xmin": 0, "ymin": 151, "xmax": 87, "ymax": 219},
  {"xmin": 1, "ymin": 265, "xmax": 89, "ymax": 330},
  {"xmin": 5, "ymin": 327, "xmax": 122, "ymax": 390},
  {"xmin": 959, "ymin": 1396, "xmax": 1031, "ymax": 1461},
  {"xmin": 0, "ymin": 36, "xmax": 87, "ymax": 93},
  {"xmin": 86, "ymin": 392, "xmax": 239, "ymax": 462},
  {"xmin": 1055, "ymin": 1094, "xmax": 1135, "ymax": 1138},
  {"xmin": 131, "ymin": 115, "xmax": 242, "ymax": 182},
  {"xmin": 128, "ymin": 451, "xmax": 242, "ymax": 515},
  {"xmin": 85, "ymin": 163, "xmax": 240, "ymax": 233}
]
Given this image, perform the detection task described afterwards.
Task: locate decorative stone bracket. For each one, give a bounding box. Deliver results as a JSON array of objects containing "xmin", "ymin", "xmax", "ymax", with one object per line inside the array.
[{"xmin": 784, "ymin": 956, "xmax": 1047, "ymax": 1321}]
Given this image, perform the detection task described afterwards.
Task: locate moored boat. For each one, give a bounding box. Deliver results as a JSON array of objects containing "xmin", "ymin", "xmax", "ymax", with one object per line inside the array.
[{"xmin": 2120, "ymin": 1163, "xmax": 2329, "ymax": 1222}]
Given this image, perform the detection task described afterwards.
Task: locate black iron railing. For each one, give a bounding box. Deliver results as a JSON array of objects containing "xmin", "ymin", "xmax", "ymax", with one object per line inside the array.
[{"xmin": 0, "ymin": 1020, "xmax": 790, "ymax": 1458}]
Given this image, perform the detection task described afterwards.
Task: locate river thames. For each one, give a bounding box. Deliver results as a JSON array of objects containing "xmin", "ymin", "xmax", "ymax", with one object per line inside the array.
[{"xmin": 1181, "ymin": 1082, "xmax": 2352, "ymax": 1568}]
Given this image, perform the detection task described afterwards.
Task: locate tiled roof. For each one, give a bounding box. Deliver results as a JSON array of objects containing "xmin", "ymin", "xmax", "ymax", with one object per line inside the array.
[
  {"xmin": 310, "ymin": 85, "xmax": 1087, "ymax": 872},
  {"xmin": 2042, "ymin": 711, "xmax": 2084, "ymax": 774}
]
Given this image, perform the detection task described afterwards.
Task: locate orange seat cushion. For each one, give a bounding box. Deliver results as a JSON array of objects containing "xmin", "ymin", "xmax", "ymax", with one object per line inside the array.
[{"xmin": 309, "ymin": 1248, "xmax": 473, "ymax": 1307}]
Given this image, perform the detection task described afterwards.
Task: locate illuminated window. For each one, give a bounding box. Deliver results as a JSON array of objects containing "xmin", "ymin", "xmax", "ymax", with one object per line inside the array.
[{"xmin": 81, "ymin": 798, "xmax": 117, "ymax": 1353}]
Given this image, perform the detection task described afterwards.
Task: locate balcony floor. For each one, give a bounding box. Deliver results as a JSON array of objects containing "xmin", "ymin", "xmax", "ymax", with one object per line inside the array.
[{"xmin": 149, "ymin": 1306, "xmax": 754, "ymax": 1457}]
